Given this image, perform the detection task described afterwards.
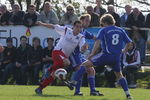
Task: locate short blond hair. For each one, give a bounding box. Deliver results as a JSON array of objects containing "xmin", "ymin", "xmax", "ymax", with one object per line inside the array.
[
  {"xmin": 100, "ymin": 14, "xmax": 116, "ymax": 25},
  {"xmin": 80, "ymin": 14, "xmax": 91, "ymax": 21}
]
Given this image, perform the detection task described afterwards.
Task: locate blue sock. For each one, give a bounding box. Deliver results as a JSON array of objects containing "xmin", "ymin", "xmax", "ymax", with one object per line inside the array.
[
  {"xmin": 75, "ymin": 78, "xmax": 83, "ymax": 93},
  {"xmin": 88, "ymin": 76, "xmax": 96, "ymax": 92},
  {"xmin": 74, "ymin": 66, "xmax": 86, "ymax": 82},
  {"xmin": 119, "ymin": 77, "xmax": 129, "ymax": 91}
]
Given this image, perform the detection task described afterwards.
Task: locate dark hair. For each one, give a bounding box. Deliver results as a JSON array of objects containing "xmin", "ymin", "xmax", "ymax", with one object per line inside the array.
[
  {"xmin": 29, "ymin": 4, "xmax": 35, "ymax": 8},
  {"xmin": 6, "ymin": 37, "xmax": 12, "ymax": 43},
  {"xmin": 100, "ymin": 14, "xmax": 116, "ymax": 25},
  {"xmin": 32, "ymin": 37, "xmax": 40, "ymax": 44},
  {"xmin": 73, "ymin": 20, "xmax": 81, "ymax": 26},
  {"xmin": 47, "ymin": 36, "xmax": 54, "ymax": 42},
  {"xmin": 20, "ymin": 35, "xmax": 27, "ymax": 40}
]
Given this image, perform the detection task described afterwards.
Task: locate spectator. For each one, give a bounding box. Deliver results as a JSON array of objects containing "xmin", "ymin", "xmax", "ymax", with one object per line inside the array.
[
  {"xmin": 94, "ymin": 0, "xmax": 106, "ymax": 17},
  {"xmin": 0, "ymin": 37, "xmax": 16, "ymax": 84},
  {"xmin": 122, "ymin": 42, "xmax": 140, "ymax": 88},
  {"xmin": 126, "ymin": 8, "xmax": 147, "ymax": 64},
  {"xmin": 15, "ymin": 36, "xmax": 31, "ymax": 85},
  {"xmin": 145, "ymin": 13, "xmax": 150, "ymax": 28},
  {"xmin": 120, "ymin": 5, "xmax": 132, "ymax": 27},
  {"xmin": 40, "ymin": 2, "xmax": 59, "ymax": 24},
  {"xmin": 23, "ymin": 4, "xmax": 40, "ymax": 27},
  {"xmin": 42, "ymin": 37, "xmax": 54, "ymax": 80},
  {"xmin": 9, "ymin": 4, "xmax": 25, "ymax": 25},
  {"xmin": 0, "ymin": 52, "xmax": 3, "ymax": 82},
  {"xmin": 86, "ymin": 6, "xmax": 99, "ymax": 27},
  {"xmin": 28, "ymin": 37, "xmax": 43, "ymax": 85},
  {"xmin": 60, "ymin": 4, "xmax": 78, "ymax": 26},
  {"xmin": 107, "ymin": 5, "xmax": 120, "ymax": 26},
  {"xmin": 0, "ymin": 4, "xmax": 12, "ymax": 25}
]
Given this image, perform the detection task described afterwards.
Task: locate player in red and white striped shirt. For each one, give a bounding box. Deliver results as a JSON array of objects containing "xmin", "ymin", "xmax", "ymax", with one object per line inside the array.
[{"xmin": 35, "ymin": 21, "xmax": 88, "ymax": 95}]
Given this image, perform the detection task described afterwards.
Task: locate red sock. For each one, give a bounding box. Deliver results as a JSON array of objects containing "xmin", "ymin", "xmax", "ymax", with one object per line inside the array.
[{"xmin": 39, "ymin": 75, "xmax": 54, "ymax": 90}]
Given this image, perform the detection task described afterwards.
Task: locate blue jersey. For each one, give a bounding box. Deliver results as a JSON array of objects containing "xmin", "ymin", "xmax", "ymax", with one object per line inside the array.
[
  {"xmin": 73, "ymin": 29, "xmax": 94, "ymax": 54},
  {"xmin": 97, "ymin": 26, "xmax": 132, "ymax": 55},
  {"xmin": 81, "ymin": 29, "xmax": 94, "ymax": 39},
  {"xmin": 69, "ymin": 29, "xmax": 94, "ymax": 68}
]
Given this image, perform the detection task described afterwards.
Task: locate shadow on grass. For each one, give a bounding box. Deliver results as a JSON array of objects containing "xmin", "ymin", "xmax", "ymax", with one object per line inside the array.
[
  {"xmin": 87, "ymin": 98, "xmax": 122, "ymax": 100},
  {"xmin": 87, "ymin": 98, "xmax": 109, "ymax": 100},
  {"xmin": 33, "ymin": 94, "xmax": 73, "ymax": 99}
]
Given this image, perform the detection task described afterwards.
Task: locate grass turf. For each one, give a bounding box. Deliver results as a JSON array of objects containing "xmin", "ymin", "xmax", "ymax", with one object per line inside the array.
[{"xmin": 0, "ymin": 85, "xmax": 149, "ymax": 100}]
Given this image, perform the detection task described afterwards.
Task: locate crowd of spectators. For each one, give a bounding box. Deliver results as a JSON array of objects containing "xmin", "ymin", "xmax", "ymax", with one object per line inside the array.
[{"xmin": 0, "ymin": 0, "xmax": 150, "ymax": 87}]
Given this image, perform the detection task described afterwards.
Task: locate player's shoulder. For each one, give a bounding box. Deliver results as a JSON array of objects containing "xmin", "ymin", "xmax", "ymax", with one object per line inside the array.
[
  {"xmin": 114, "ymin": 26, "xmax": 125, "ymax": 32},
  {"xmin": 78, "ymin": 33, "xmax": 84, "ymax": 38}
]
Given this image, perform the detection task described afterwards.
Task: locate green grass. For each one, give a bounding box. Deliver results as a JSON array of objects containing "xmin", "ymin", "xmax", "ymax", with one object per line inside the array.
[{"xmin": 0, "ymin": 85, "xmax": 149, "ymax": 100}]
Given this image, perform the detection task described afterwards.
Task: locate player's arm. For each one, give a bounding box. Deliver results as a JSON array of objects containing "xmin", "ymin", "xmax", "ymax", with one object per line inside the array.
[
  {"xmin": 84, "ymin": 31, "xmax": 96, "ymax": 40},
  {"xmin": 79, "ymin": 37, "xmax": 87, "ymax": 53},
  {"xmin": 36, "ymin": 21, "xmax": 55, "ymax": 29},
  {"xmin": 36, "ymin": 21, "xmax": 66, "ymax": 35},
  {"xmin": 122, "ymin": 29, "xmax": 133, "ymax": 53},
  {"xmin": 122, "ymin": 42, "xmax": 132, "ymax": 53},
  {"xmin": 88, "ymin": 39, "xmax": 100, "ymax": 59}
]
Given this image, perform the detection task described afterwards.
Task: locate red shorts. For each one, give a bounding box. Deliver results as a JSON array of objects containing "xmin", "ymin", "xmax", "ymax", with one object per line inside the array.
[{"xmin": 51, "ymin": 50, "xmax": 67, "ymax": 71}]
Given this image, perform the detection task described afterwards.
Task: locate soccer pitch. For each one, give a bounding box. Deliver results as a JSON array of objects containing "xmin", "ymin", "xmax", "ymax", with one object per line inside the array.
[{"xmin": 0, "ymin": 85, "xmax": 149, "ymax": 100}]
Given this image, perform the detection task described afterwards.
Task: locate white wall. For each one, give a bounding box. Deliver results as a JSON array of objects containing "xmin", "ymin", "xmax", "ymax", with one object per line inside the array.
[{"xmin": 0, "ymin": 25, "xmax": 60, "ymax": 47}]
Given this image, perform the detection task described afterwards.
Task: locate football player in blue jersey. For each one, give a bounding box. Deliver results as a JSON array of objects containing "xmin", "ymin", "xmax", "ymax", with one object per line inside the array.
[
  {"xmin": 68, "ymin": 14, "xmax": 103, "ymax": 96},
  {"xmin": 80, "ymin": 14, "xmax": 132, "ymax": 99}
]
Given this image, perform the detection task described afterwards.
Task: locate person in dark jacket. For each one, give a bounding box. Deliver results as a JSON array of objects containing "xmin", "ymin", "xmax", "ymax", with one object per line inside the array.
[
  {"xmin": 23, "ymin": 4, "xmax": 39, "ymax": 27},
  {"xmin": 107, "ymin": 5, "xmax": 120, "ymax": 26},
  {"xmin": 94, "ymin": 0, "xmax": 106, "ymax": 18},
  {"xmin": 28, "ymin": 37, "xmax": 43, "ymax": 85},
  {"xmin": 9, "ymin": 4, "xmax": 25, "ymax": 25},
  {"xmin": 0, "ymin": 4, "xmax": 12, "ymax": 25},
  {"xmin": 120, "ymin": 5, "xmax": 132, "ymax": 27},
  {"xmin": 86, "ymin": 6, "xmax": 100, "ymax": 27},
  {"xmin": 15, "ymin": 36, "xmax": 31, "ymax": 85},
  {"xmin": 0, "ymin": 37, "xmax": 16, "ymax": 84},
  {"xmin": 42, "ymin": 37, "xmax": 54, "ymax": 80},
  {"xmin": 126, "ymin": 8, "xmax": 147, "ymax": 64},
  {"xmin": 145, "ymin": 13, "xmax": 150, "ymax": 28}
]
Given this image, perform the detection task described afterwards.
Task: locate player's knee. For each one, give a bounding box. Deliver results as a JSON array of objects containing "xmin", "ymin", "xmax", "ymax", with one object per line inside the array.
[
  {"xmin": 82, "ymin": 60, "xmax": 93, "ymax": 67},
  {"xmin": 63, "ymin": 58, "xmax": 70, "ymax": 67},
  {"xmin": 86, "ymin": 67, "xmax": 95, "ymax": 75},
  {"xmin": 114, "ymin": 71, "xmax": 124, "ymax": 80}
]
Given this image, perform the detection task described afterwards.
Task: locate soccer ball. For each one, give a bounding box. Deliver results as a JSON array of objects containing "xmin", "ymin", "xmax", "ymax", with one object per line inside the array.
[
  {"xmin": 0, "ymin": 44, "xmax": 4, "ymax": 53},
  {"xmin": 54, "ymin": 68, "xmax": 67, "ymax": 80}
]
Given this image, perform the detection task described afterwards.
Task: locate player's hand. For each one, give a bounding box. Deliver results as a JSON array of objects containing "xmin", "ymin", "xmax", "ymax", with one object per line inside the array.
[
  {"xmin": 122, "ymin": 49, "xmax": 128, "ymax": 54},
  {"xmin": 36, "ymin": 21, "xmax": 43, "ymax": 26},
  {"xmin": 81, "ymin": 43, "xmax": 88, "ymax": 53}
]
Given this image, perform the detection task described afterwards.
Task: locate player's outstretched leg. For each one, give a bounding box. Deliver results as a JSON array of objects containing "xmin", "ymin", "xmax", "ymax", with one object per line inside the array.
[
  {"xmin": 35, "ymin": 68, "xmax": 55, "ymax": 95},
  {"xmin": 115, "ymin": 72, "xmax": 132, "ymax": 99}
]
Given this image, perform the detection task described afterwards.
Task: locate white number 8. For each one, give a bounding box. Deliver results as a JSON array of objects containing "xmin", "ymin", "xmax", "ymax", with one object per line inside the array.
[{"xmin": 112, "ymin": 34, "xmax": 119, "ymax": 45}]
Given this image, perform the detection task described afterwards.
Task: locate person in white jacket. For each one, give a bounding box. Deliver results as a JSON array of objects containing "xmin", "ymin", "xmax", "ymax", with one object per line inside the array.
[{"xmin": 122, "ymin": 42, "xmax": 141, "ymax": 88}]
